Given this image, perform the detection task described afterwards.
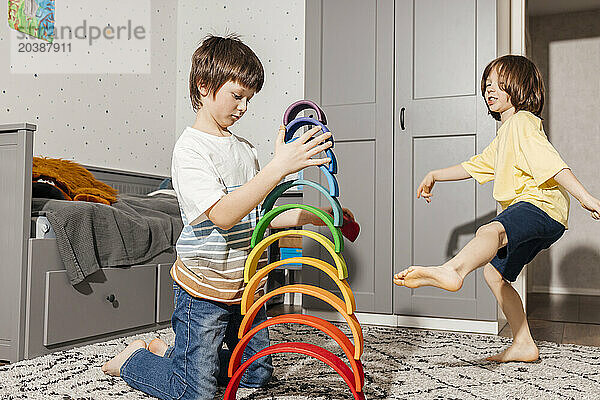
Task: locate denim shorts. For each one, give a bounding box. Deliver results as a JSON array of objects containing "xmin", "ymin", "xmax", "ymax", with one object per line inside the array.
[
  {"xmin": 490, "ymin": 201, "xmax": 565, "ymax": 282},
  {"xmin": 120, "ymin": 282, "xmax": 273, "ymax": 400}
]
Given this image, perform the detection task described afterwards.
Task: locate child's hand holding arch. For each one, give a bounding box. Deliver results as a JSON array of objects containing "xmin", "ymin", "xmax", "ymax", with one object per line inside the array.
[{"xmin": 271, "ymin": 125, "xmax": 332, "ymax": 177}]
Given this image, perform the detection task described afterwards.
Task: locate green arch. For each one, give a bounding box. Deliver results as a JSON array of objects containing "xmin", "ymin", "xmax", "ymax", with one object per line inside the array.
[
  {"xmin": 262, "ymin": 179, "xmax": 342, "ymax": 227},
  {"xmin": 251, "ymin": 204, "xmax": 344, "ymax": 253}
]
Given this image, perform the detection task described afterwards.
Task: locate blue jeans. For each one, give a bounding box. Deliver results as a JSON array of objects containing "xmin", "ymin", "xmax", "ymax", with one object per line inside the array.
[{"xmin": 120, "ymin": 282, "xmax": 273, "ymax": 400}]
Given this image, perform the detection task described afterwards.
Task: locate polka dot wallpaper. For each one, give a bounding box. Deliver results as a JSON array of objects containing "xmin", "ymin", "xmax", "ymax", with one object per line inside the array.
[
  {"xmin": 1, "ymin": 0, "xmax": 177, "ymax": 176},
  {"xmin": 2, "ymin": 1, "xmax": 304, "ymax": 176},
  {"xmin": 175, "ymin": 0, "xmax": 306, "ymax": 170}
]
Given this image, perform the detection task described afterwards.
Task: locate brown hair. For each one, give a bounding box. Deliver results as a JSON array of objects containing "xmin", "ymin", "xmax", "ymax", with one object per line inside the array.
[
  {"xmin": 481, "ymin": 55, "xmax": 545, "ymax": 121},
  {"xmin": 189, "ymin": 34, "xmax": 264, "ymax": 112}
]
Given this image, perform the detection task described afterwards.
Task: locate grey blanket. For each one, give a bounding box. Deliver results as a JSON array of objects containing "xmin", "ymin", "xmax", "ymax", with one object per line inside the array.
[{"xmin": 32, "ymin": 194, "xmax": 183, "ymax": 285}]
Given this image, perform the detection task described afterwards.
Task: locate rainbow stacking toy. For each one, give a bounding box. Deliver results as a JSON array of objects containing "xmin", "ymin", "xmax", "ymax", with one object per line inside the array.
[{"xmin": 224, "ymin": 100, "xmax": 365, "ymax": 399}]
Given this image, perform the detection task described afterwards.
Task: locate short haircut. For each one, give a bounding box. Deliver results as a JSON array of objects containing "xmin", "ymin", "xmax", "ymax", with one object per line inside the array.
[
  {"xmin": 481, "ymin": 55, "xmax": 545, "ymax": 121},
  {"xmin": 189, "ymin": 34, "xmax": 264, "ymax": 112}
]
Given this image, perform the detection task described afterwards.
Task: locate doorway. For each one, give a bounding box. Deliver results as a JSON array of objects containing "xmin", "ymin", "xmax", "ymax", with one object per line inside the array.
[{"xmin": 520, "ymin": 0, "xmax": 600, "ymax": 346}]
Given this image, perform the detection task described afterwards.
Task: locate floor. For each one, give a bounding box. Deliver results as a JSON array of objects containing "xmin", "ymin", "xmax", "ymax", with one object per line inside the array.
[
  {"xmin": 270, "ymin": 293, "xmax": 600, "ymax": 348},
  {"xmin": 1, "ymin": 293, "xmax": 597, "ymax": 367},
  {"xmin": 498, "ymin": 292, "xmax": 600, "ymax": 346}
]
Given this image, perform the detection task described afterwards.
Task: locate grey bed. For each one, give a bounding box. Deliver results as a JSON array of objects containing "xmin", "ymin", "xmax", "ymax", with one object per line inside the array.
[{"xmin": 0, "ymin": 123, "xmax": 180, "ymax": 363}]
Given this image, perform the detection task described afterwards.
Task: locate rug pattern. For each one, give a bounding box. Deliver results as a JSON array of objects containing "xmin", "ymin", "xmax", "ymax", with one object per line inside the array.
[{"xmin": 1, "ymin": 323, "xmax": 599, "ymax": 399}]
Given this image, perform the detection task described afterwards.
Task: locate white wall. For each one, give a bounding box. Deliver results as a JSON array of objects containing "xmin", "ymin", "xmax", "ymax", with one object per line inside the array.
[
  {"xmin": 175, "ymin": 0, "xmax": 306, "ymax": 169},
  {"xmin": 1, "ymin": 0, "xmax": 178, "ymax": 176},
  {"xmin": 2, "ymin": 1, "xmax": 305, "ymax": 176},
  {"xmin": 527, "ymin": 10, "xmax": 600, "ymax": 295}
]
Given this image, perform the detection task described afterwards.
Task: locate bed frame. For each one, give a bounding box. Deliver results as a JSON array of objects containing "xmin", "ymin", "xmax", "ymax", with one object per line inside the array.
[{"xmin": 0, "ymin": 123, "xmax": 176, "ymax": 363}]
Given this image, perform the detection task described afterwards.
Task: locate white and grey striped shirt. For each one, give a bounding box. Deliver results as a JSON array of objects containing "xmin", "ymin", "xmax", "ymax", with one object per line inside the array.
[{"xmin": 170, "ymin": 127, "xmax": 267, "ymax": 303}]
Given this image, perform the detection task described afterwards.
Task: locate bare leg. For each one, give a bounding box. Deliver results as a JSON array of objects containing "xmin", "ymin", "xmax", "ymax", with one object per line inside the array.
[
  {"xmin": 483, "ymin": 264, "xmax": 539, "ymax": 362},
  {"xmin": 393, "ymin": 221, "xmax": 507, "ymax": 291},
  {"xmin": 148, "ymin": 338, "xmax": 168, "ymax": 357},
  {"xmin": 101, "ymin": 339, "xmax": 147, "ymax": 376}
]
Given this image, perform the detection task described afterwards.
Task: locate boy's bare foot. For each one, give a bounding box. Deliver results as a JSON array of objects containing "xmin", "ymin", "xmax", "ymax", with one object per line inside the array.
[
  {"xmin": 148, "ymin": 338, "xmax": 168, "ymax": 357},
  {"xmin": 393, "ymin": 266, "xmax": 463, "ymax": 292},
  {"xmin": 101, "ymin": 339, "xmax": 147, "ymax": 376},
  {"xmin": 486, "ymin": 342, "xmax": 539, "ymax": 363}
]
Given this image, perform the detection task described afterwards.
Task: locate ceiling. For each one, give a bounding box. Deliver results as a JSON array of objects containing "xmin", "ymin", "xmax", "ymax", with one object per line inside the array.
[{"xmin": 528, "ymin": 0, "xmax": 600, "ymax": 16}]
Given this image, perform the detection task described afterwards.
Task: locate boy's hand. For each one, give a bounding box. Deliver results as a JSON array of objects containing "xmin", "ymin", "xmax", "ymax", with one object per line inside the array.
[
  {"xmin": 271, "ymin": 125, "xmax": 332, "ymax": 177},
  {"xmin": 417, "ymin": 171, "xmax": 436, "ymax": 203},
  {"xmin": 314, "ymin": 206, "xmax": 360, "ymax": 242},
  {"xmin": 580, "ymin": 194, "xmax": 600, "ymax": 220},
  {"xmin": 312, "ymin": 206, "xmax": 355, "ymax": 226}
]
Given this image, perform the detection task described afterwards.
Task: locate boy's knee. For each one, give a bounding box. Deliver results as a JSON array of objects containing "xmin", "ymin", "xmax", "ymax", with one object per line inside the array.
[
  {"xmin": 476, "ymin": 222, "xmax": 507, "ymax": 246},
  {"xmin": 483, "ymin": 264, "xmax": 503, "ymax": 285}
]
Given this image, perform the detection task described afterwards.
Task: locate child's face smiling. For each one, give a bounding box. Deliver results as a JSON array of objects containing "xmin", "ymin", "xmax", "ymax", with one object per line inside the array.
[
  {"xmin": 485, "ymin": 68, "xmax": 515, "ymax": 121},
  {"xmin": 200, "ymin": 80, "xmax": 255, "ymax": 133}
]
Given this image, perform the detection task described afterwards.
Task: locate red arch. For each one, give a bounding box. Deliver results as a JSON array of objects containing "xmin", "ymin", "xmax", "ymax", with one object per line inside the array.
[
  {"xmin": 228, "ymin": 314, "xmax": 364, "ymax": 391},
  {"xmin": 224, "ymin": 342, "xmax": 365, "ymax": 400}
]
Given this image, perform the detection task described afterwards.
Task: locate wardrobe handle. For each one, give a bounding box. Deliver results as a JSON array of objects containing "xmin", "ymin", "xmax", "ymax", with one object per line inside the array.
[{"xmin": 399, "ymin": 107, "xmax": 406, "ymax": 130}]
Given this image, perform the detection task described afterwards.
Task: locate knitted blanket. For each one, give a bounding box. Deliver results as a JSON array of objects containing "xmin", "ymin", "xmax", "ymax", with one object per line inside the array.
[{"xmin": 32, "ymin": 194, "xmax": 183, "ymax": 285}]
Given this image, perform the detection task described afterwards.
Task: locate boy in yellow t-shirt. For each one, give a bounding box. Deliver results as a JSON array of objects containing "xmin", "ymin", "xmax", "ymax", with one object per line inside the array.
[{"xmin": 394, "ymin": 55, "xmax": 600, "ymax": 362}]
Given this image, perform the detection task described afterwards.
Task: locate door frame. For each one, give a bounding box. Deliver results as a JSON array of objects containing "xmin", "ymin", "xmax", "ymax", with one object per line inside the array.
[{"xmin": 498, "ymin": 0, "xmax": 528, "ymax": 311}]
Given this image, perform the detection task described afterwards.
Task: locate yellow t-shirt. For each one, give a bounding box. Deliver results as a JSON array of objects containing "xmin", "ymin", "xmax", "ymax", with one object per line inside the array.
[{"xmin": 461, "ymin": 110, "xmax": 570, "ymax": 228}]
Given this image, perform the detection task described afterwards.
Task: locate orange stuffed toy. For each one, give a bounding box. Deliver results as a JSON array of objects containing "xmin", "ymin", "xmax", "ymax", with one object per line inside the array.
[{"xmin": 32, "ymin": 157, "xmax": 118, "ymax": 205}]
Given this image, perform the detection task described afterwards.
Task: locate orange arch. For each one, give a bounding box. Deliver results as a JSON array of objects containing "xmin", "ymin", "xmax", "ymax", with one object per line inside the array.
[
  {"xmin": 241, "ymin": 257, "xmax": 355, "ymax": 315},
  {"xmin": 238, "ymin": 284, "xmax": 363, "ymax": 359},
  {"xmin": 229, "ymin": 314, "xmax": 364, "ymax": 390}
]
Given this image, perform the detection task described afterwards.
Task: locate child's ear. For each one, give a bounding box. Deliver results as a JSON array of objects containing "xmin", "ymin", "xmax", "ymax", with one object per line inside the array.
[{"xmin": 198, "ymin": 85, "xmax": 209, "ymax": 97}]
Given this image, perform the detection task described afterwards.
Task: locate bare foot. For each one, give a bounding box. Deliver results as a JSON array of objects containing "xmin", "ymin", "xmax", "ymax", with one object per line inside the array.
[
  {"xmin": 101, "ymin": 339, "xmax": 147, "ymax": 376},
  {"xmin": 148, "ymin": 338, "xmax": 168, "ymax": 357},
  {"xmin": 393, "ymin": 268, "xmax": 411, "ymax": 281},
  {"xmin": 393, "ymin": 266, "xmax": 463, "ymax": 292},
  {"xmin": 486, "ymin": 342, "xmax": 539, "ymax": 363}
]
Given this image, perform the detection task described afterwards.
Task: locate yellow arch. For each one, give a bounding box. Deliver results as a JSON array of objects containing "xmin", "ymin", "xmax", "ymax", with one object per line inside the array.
[
  {"xmin": 241, "ymin": 257, "xmax": 355, "ymax": 315},
  {"xmin": 244, "ymin": 230, "xmax": 347, "ymax": 283},
  {"xmin": 238, "ymin": 284, "xmax": 363, "ymax": 359}
]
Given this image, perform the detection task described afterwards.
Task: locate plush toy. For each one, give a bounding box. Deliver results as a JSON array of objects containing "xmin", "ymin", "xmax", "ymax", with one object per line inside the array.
[{"xmin": 32, "ymin": 157, "xmax": 118, "ymax": 205}]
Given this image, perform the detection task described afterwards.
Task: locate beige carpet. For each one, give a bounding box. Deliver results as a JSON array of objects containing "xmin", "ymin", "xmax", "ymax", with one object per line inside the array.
[{"xmin": 1, "ymin": 323, "xmax": 599, "ymax": 399}]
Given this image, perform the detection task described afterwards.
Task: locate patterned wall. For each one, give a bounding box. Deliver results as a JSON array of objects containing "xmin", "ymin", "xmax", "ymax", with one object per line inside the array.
[
  {"xmin": 527, "ymin": 10, "xmax": 600, "ymax": 295},
  {"xmin": 1, "ymin": 1, "xmax": 306, "ymax": 176},
  {"xmin": 1, "ymin": 0, "xmax": 177, "ymax": 176},
  {"xmin": 175, "ymin": 0, "xmax": 306, "ymax": 170}
]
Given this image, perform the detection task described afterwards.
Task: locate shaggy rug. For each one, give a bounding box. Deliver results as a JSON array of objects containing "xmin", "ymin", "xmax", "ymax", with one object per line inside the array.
[{"xmin": 1, "ymin": 323, "xmax": 599, "ymax": 399}]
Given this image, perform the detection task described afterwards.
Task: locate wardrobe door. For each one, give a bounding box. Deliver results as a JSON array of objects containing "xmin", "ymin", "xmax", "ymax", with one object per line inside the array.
[
  {"xmin": 394, "ymin": 0, "xmax": 498, "ymax": 320},
  {"xmin": 303, "ymin": 0, "xmax": 394, "ymax": 313}
]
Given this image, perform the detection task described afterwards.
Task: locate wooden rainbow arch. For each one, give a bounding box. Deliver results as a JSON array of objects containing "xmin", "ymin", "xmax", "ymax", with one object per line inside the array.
[
  {"xmin": 238, "ymin": 284, "xmax": 363, "ymax": 359},
  {"xmin": 251, "ymin": 204, "xmax": 344, "ymax": 253},
  {"xmin": 228, "ymin": 314, "xmax": 364, "ymax": 391},
  {"xmin": 223, "ymin": 342, "xmax": 365, "ymax": 400},
  {"xmin": 244, "ymin": 230, "xmax": 348, "ymax": 282},
  {"xmin": 241, "ymin": 256, "xmax": 355, "ymax": 315}
]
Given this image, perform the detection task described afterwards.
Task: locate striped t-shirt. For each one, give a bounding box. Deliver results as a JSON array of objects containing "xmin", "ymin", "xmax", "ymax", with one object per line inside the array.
[{"xmin": 170, "ymin": 127, "xmax": 267, "ymax": 303}]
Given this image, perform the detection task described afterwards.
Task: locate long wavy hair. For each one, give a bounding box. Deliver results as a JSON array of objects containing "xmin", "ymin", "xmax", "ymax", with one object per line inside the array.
[{"xmin": 481, "ymin": 55, "xmax": 545, "ymax": 121}]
